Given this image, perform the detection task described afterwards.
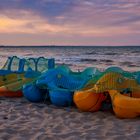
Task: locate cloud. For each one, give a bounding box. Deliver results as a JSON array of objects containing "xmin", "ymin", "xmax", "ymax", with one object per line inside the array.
[
  {"xmin": 0, "ymin": 0, "xmax": 74, "ymax": 18},
  {"xmin": 0, "ymin": 0, "xmax": 140, "ymax": 45},
  {"xmin": 0, "ymin": 13, "xmax": 68, "ymax": 34},
  {"xmin": 0, "ymin": 0, "xmax": 140, "ymax": 26}
]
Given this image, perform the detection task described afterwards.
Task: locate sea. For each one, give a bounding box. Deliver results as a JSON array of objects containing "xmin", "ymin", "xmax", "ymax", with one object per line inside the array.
[{"xmin": 0, "ymin": 46, "xmax": 140, "ymax": 72}]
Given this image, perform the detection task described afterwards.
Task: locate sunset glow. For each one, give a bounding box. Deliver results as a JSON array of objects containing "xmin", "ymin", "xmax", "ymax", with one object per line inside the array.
[{"xmin": 0, "ymin": 0, "xmax": 140, "ymax": 46}]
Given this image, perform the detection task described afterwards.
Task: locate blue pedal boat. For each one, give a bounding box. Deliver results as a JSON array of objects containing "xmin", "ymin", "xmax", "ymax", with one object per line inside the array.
[{"xmin": 36, "ymin": 66, "xmax": 100, "ymax": 106}]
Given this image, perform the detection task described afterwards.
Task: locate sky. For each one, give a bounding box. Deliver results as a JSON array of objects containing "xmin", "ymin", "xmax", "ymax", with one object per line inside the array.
[{"xmin": 0, "ymin": 0, "xmax": 140, "ymax": 46}]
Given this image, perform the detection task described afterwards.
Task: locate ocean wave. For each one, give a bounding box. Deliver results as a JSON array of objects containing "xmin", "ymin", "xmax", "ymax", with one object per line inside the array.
[
  {"xmin": 99, "ymin": 59, "xmax": 114, "ymax": 63},
  {"xmin": 84, "ymin": 51, "xmax": 97, "ymax": 55},
  {"xmin": 79, "ymin": 58, "xmax": 98, "ymax": 62},
  {"xmin": 23, "ymin": 53, "xmax": 33, "ymax": 56},
  {"xmin": 131, "ymin": 50, "xmax": 140, "ymax": 53},
  {"xmin": 105, "ymin": 52, "xmax": 118, "ymax": 55},
  {"xmin": 60, "ymin": 58, "xmax": 115, "ymax": 63},
  {"xmin": 119, "ymin": 62, "xmax": 140, "ymax": 67}
]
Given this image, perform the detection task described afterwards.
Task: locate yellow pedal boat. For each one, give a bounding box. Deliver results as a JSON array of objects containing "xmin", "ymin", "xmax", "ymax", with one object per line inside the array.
[
  {"xmin": 74, "ymin": 89, "xmax": 106, "ymax": 112},
  {"xmin": 0, "ymin": 73, "xmax": 35, "ymax": 97},
  {"xmin": 74, "ymin": 72, "xmax": 140, "ymax": 118},
  {"xmin": 108, "ymin": 90, "xmax": 140, "ymax": 118}
]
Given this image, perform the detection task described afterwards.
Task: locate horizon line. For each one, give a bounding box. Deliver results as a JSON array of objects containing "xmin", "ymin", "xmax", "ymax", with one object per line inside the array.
[{"xmin": 0, "ymin": 45, "xmax": 140, "ymax": 47}]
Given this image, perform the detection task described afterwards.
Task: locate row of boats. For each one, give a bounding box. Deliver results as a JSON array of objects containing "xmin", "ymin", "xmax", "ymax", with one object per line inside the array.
[{"xmin": 0, "ymin": 56, "xmax": 140, "ymax": 119}]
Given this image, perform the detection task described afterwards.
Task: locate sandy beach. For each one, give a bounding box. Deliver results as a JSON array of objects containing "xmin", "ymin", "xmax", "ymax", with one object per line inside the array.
[
  {"xmin": 0, "ymin": 46, "xmax": 140, "ymax": 140},
  {"xmin": 0, "ymin": 0, "xmax": 140, "ymax": 139},
  {"xmin": 0, "ymin": 97, "xmax": 139, "ymax": 140}
]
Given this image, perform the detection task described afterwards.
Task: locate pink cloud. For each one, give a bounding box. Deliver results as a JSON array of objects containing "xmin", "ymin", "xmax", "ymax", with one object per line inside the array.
[{"xmin": 0, "ymin": 0, "xmax": 140, "ymax": 45}]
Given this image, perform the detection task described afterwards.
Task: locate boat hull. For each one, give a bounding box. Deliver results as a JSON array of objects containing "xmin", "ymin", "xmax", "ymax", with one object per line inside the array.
[
  {"xmin": 74, "ymin": 90, "xmax": 106, "ymax": 112},
  {"xmin": 0, "ymin": 86, "xmax": 23, "ymax": 97},
  {"xmin": 109, "ymin": 90, "xmax": 140, "ymax": 118}
]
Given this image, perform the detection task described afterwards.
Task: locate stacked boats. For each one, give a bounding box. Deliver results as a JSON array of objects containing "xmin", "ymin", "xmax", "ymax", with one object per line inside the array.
[
  {"xmin": 0, "ymin": 56, "xmax": 140, "ymax": 119},
  {"xmin": 0, "ymin": 56, "xmax": 55, "ymax": 97}
]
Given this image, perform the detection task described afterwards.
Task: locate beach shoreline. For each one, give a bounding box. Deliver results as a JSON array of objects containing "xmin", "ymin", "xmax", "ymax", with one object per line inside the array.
[{"xmin": 0, "ymin": 46, "xmax": 140, "ymax": 139}]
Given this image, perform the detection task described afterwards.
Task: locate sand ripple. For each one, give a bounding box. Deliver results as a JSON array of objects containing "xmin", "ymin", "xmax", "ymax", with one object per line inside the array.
[{"xmin": 0, "ymin": 98, "xmax": 140, "ymax": 140}]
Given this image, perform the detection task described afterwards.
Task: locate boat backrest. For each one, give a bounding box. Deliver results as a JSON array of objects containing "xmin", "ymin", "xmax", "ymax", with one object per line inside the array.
[{"xmin": 1, "ymin": 56, "xmax": 55, "ymax": 73}]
